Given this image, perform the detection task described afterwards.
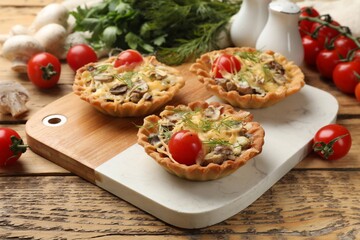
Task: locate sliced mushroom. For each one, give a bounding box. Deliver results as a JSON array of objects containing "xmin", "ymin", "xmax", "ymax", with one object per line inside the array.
[
  {"xmin": 204, "ymin": 105, "xmax": 222, "ymax": 120},
  {"xmin": 148, "ymin": 133, "xmax": 162, "ymax": 148},
  {"xmin": 129, "ymin": 92, "xmax": 141, "ymax": 103},
  {"xmin": 215, "ymin": 78, "xmax": 228, "ymax": 89},
  {"xmin": 93, "ymin": 74, "xmax": 114, "ymax": 82},
  {"xmin": 0, "ymin": 80, "xmax": 30, "ymax": 118},
  {"xmin": 132, "ymin": 82, "xmax": 149, "ymax": 94},
  {"xmin": 143, "ymin": 92, "xmax": 152, "ymax": 101},
  {"xmin": 200, "ymin": 145, "xmax": 234, "ymax": 166},
  {"xmin": 236, "ymin": 81, "xmax": 253, "ymax": 95},
  {"xmin": 273, "ymin": 73, "xmax": 287, "ymax": 85},
  {"xmin": 110, "ymin": 84, "xmax": 128, "ymax": 95}
]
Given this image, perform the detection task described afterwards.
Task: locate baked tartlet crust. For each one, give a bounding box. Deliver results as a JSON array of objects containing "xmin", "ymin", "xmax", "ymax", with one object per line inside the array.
[
  {"xmin": 137, "ymin": 101, "xmax": 265, "ymax": 181},
  {"xmin": 189, "ymin": 47, "xmax": 305, "ymax": 108},
  {"xmin": 73, "ymin": 56, "xmax": 185, "ymax": 117}
]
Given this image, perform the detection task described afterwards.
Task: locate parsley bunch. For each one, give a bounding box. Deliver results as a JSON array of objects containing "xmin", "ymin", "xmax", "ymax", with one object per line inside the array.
[{"xmin": 71, "ymin": 0, "xmax": 242, "ymax": 65}]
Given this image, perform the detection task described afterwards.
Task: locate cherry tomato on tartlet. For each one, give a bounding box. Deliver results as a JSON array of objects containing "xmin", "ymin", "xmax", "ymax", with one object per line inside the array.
[
  {"xmin": 168, "ymin": 130, "xmax": 203, "ymax": 166},
  {"xmin": 313, "ymin": 124, "xmax": 351, "ymax": 161},
  {"xmin": 27, "ymin": 52, "xmax": 61, "ymax": 89},
  {"xmin": 0, "ymin": 128, "xmax": 28, "ymax": 167},
  {"xmin": 212, "ymin": 53, "xmax": 241, "ymax": 78},
  {"xmin": 67, "ymin": 44, "xmax": 98, "ymax": 72},
  {"xmin": 114, "ymin": 49, "xmax": 144, "ymax": 67}
]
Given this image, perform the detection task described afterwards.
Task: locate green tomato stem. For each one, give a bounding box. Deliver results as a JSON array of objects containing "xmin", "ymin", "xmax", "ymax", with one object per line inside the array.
[{"xmin": 300, "ymin": 15, "xmax": 360, "ymax": 48}]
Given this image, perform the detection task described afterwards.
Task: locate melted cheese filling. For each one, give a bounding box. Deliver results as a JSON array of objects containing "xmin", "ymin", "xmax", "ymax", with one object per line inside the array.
[
  {"xmin": 153, "ymin": 105, "xmax": 253, "ymax": 166},
  {"xmin": 213, "ymin": 51, "xmax": 289, "ymax": 95},
  {"xmin": 80, "ymin": 57, "xmax": 181, "ymax": 103}
]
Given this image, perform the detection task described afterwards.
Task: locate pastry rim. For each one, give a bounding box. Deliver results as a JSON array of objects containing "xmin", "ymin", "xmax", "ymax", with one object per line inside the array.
[
  {"xmin": 137, "ymin": 101, "xmax": 265, "ymax": 181},
  {"xmin": 73, "ymin": 56, "xmax": 185, "ymax": 117},
  {"xmin": 189, "ymin": 47, "xmax": 305, "ymax": 108}
]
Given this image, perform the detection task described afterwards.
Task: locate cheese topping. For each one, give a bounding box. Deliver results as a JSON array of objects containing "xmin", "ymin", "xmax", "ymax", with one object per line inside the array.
[
  {"xmin": 213, "ymin": 50, "xmax": 289, "ymax": 96},
  {"xmin": 148, "ymin": 104, "xmax": 253, "ymax": 166},
  {"xmin": 80, "ymin": 56, "xmax": 183, "ymax": 104}
]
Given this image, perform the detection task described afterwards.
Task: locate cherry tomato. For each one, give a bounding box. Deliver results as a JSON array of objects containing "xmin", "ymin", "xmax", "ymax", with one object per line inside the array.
[
  {"xmin": 350, "ymin": 49, "xmax": 360, "ymax": 62},
  {"xmin": 334, "ymin": 36, "xmax": 357, "ymax": 58},
  {"xmin": 333, "ymin": 61, "xmax": 360, "ymax": 94},
  {"xmin": 0, "ymin": 128, "xmax": 27, "ymax": 167},
  {"xmin": 313, "ymin": 124, "xmax": 351, "ymax": 160},
  {"xmin": 66, "ymin": 44, "xmax": 98, "ymax": 72},
  {"xmin": 113, "ymin": 49, "xmax": 143, "ymax": 67},
  {"xmin": 27, "ymin": 52, "xmax": 61, "ymax": 89},
  {"xmin": 302, "ymin": 35, "xmax": 323, "ymax": 66},
  {"xmin": 355, "ymin": 83, "xmax": 360, "ymax": 101},
  {"xmin": 299, "ymin": 7, "xmax": 320, "ymax": 37},
  {"xmin": 168, "ymin": 130, "xmax": 203, "ymax": 166},
  {"xmin": 316, "ymin": 49, "xmax": 341, "ymax": 79},
  {"xmin": 212, "ymin": 54, "xmax": 241, "ymax": 78},
  {"xmin": 311, "ymin": 20, "xmax": 340, "ymax": 47}
]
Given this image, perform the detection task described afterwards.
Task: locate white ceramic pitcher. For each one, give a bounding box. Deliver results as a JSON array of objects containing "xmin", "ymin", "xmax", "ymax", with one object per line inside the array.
[
  {"xmin": 230, "ymin": 0, "xmax": 272, "ymax": 48},
  {"xmin": 256, "ymin": 1, "xmax": 304, "ymax": 65}
]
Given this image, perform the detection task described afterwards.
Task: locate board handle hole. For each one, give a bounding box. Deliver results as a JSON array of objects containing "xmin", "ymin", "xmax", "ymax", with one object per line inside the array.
[{"xmin": 42, "ymin": 114, "xmax": 67, "ymax": 127}]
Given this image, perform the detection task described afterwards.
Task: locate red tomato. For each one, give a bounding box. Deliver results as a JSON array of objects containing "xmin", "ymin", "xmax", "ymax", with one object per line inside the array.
[
  {"xmin": 27, "ymin": 52, "xmax": 61, "ymax": 89},
  {"xmin": 302, "ymin": 35, "xmax": 323, "ymax": 66},
  {"xmin": 316, "ymin": 49, "xmax": 341, "ymax": 79},
  {"xmin": 311, "ymin": 20, "xmax": 340, "ymax": 47},
  {"xmin": 333, "ymin": 61, "xmax": 360, "ymax": 94},
  {"xmin": 212, "ymin": 54, "xmax": 241, "ymax": 78},
  {"xmin": 0, "ymin": 128, "xmax": 27, "ymax": 167},
  {"xmin": 66, "ymin": 44, "xmax": 98, "ymax": 72},
  {"xmin": 113, "ymin": 49, "xmax": 143, "ymax": 67},
  {"xmin": 351, "ymin": 49, "xmax": 360, "ymax": 62},
  {"xmin": 168, "ymin": 130, "xmax": 203, "ymax": 166},
  {"xmin": 355, "ymin": 83, "xmax": 360, "ymax": 101},
  {"xmin": 334, "ymin": 36, "xmax": 357, "ymax": 58},
  {"xmin": 299, "ymin": 7, "xmax": 320, "ymax": 37},
  {"xmin": 313, "ymin": 124, "xmax": 351, "ymax": 160}
]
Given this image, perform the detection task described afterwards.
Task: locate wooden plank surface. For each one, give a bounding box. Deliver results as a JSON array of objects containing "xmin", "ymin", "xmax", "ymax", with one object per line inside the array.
[
  {"xmin": 1, "ymin": 0, "xmax": 360, "ymax": 238},
  {"xmin": 1, "ymin": 171, "xmax": 360, "ymax": 239}
]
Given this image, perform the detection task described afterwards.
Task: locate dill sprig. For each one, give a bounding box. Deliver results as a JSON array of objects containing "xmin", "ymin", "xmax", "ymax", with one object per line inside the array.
[
  {"xmin": 71, "ymin": 0, "xmax": 242, "ymax": 65},
  {"xmin": 203, "ymin": 138, "xmax": 231, "ymax": 147},
  {"xmin": 236, "ymin": 51, "xmax": 261, "ymax": 63}
]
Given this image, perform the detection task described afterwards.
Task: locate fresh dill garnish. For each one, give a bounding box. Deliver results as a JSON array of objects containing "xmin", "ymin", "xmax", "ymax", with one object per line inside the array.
[
  {"xmin": 71, "ymin": 0, "xmax": 242, "ymax": 65},
  {"xmin": 94, "ymin": 64, "xmax": 111, "ymax": 75},
  {"xmin": 217, "ymin": 118, "xmax": 242, "ymax": 130},
  {"xmin": 115, "ymin": 71, "xmax": 135, "ymax": 87},
  {"xmin": 236, "ymin": 51, "xmax": 261, "ymax": 63},
  {"xmin": 203, "ymin": 138, "xmax": 231, "ymax": 147}
]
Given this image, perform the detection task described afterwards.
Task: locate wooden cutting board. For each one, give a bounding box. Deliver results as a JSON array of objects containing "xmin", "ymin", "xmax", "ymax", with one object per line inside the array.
[
  {"xmin": 25, "ymin": 64, "xmax": 338, "ymax": 228},
  {"xmin": 25, "ymin": 64, "xmax": 209, "ymax": 183}
]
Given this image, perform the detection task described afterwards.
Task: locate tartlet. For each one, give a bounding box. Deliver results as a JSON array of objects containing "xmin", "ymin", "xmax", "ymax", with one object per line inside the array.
[
  {"xmin": 73, "ymin": 55, "xmax": 185, "ymax": 117},
  {"xmin": 137, "ymin": 101, "xmax": 265, "ymax": 181},
  {"xmin": 190, "ymin": 47, "xmax": 305, "ymax": 108}
]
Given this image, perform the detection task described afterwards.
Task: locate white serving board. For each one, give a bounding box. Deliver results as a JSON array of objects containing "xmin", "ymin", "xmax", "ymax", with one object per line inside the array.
[{"xmin": 95, "ymin": 84, "xmax": 338, "ymax": 229}]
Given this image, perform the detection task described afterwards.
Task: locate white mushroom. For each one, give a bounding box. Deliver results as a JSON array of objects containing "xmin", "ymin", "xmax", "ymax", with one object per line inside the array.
[
  {"xmin": 34, "ymin": 23, "xmax": 68, "ymax": 59},
  {"xmin": 0, "ymin": 24, "xmax": 29, "ymax": 43},
  {"xmin": 0, "ymin": 80, "xmax": 30, "ymax": 118},
  {"xmin": 1, "ymin": 35, "xmax": 44, "ymax": 73},
  {"xmin": 29, "ymin": 3, "xmax": 69, "ymax": 33}
]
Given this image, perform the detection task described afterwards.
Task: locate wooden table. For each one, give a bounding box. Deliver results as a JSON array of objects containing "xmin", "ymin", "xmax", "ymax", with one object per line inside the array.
[{"xmin": 1, "ymin": 1, "xmax": 360, "ymax": 239}]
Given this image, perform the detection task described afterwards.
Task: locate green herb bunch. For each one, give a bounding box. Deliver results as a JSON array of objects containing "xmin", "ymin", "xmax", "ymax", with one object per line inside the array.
[{"xmin": 71, "ymin": 0, "xmax": 242, "ymax": 65}]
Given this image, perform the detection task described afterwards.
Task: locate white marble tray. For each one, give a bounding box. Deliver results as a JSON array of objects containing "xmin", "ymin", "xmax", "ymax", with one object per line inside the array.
[{"xmin": 95, "ymin": 85, "xmax": 338, "ymax": 229}]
